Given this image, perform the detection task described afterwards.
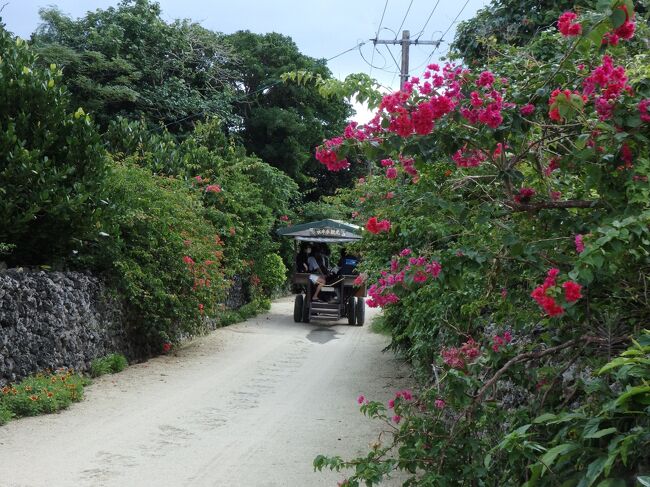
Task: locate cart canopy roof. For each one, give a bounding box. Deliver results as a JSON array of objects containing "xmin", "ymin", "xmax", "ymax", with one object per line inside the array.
[{"xmin": 277, "ymin": 219, "xmax": 362, "ymax": 243}]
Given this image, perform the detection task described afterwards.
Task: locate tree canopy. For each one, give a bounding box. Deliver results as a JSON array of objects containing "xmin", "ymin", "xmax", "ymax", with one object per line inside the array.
[{"xmin": 32, "ymin": 0, "xmax": 235, "ymax": 131}]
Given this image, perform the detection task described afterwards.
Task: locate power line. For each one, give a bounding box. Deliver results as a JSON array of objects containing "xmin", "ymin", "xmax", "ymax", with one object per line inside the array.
[
  {"xmin": 358, "ymin": 43, "xmax": 393, "ymax": 73},
  {"xmin": 414, "ymin": 0, "xmax": 441, "ymax": 39},
  {"xmin": 421, "ymin": 0, "xmax": 471, "ymax": 70},
  {"xmin": 394, "ymin": 0, "xmax": 414, "ymax": 39},
  {"xmin": 370, "ymin": 0, "xmax": 389, "ymax": 77},
  {"xmin": 327, "ymin": 41, "xmax": 367, "ymax": 62},
  {"xmin": 439, "ymin": 0, "xmax": 471, "ymax": 43}
]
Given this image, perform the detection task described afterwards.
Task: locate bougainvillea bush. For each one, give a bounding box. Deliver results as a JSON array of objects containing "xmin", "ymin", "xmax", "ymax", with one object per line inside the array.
[{"xmin": 312, "ymin": 1, "xmax": 650, "ymax": 484}]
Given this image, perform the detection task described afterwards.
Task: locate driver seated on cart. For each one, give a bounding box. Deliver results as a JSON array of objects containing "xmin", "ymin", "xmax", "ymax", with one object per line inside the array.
[{"xmin": 305, "ymin": 245, "xmax": 327, "ymax": 302}]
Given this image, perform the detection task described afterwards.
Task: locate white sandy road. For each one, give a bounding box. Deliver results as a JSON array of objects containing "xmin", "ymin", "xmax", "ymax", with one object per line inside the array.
[{"xmin": 0, "ymin": 296, "xmax": 410, "ymax": 487}]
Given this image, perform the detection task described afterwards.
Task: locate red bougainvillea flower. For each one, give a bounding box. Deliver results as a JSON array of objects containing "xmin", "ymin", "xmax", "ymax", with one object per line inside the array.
[
  {"xmin": 365, "ymin": 217, "xmax": 391, "ymax": 234},
  {"xmin": 557, "ymin": 11, "xmax": 582, "ymax": 37},
  {"xmin": 548, "ymin": 89, "xmax": 586, "ymax": 122},
  {"xmin": 162, "ymin": 342, "xmax": 172, "ymax": 353},
  {"xmin": 315, "ymin": 137, "xmax": 350, "ymax": 171},
  {"xmin": 514, "ymin": 187, "xmax": 536, "ymax": 204},
  {"xmin": 477, "ymin": 70, "xmax": 495, "ymax": 88},
  {"xmin": 639, "ymin": 99, "xmax": 650, "ymax": 122},
  {"xmin": 279, "ymin": 215, "xmax": 289, "ymax": 222},
  {"xmin": 520, "ymin": 103, "xmax": 535, "ymax": 116},
  {"xmin": 531, "ymin": 268, "xmax": 565, "ymax": 317},
  {"xmin": 562, "ymin": 281, "xmax": 582, "ymax": 302},
  {"xmin": 452, "ymin": 146, "xmax": 487, "ymax": 168}
]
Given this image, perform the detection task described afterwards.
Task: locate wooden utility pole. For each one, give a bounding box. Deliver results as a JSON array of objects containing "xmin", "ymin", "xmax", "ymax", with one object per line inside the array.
[{"xmin": 373, "ymin": 30, "xmax": 440, "ymax": 90}]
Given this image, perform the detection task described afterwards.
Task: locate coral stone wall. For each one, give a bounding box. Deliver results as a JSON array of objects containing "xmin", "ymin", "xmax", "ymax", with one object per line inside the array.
[{"xmin": 0, "ymin": 270, "xmax": 128, "ymax": 386}]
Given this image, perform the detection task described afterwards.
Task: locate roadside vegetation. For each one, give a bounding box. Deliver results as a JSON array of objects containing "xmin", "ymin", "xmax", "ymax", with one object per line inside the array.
[
  {"xmin": 306, "ymin": 0, "xmax": 650, "ymax": 484},
  {"xmin": 0, "ymin": 370, "xmax": 87, "ymax": 425},
  {"xmin": 0, "ymin": 0, "xmax": 351, "ymax": 352}
]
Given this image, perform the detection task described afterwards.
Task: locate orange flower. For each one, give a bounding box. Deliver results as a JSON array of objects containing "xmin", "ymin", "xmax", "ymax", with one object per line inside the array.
[
  {"xmin": 29, "ymin": 395, "xmax": 39, "ymax": 401},
  {"xmin": 47, "ymin": 392, "xmax": 54, "ymax": 398}
]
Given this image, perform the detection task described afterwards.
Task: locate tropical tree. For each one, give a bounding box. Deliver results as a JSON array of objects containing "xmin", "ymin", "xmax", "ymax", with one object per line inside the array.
[
  {"xmin": 223, "ymin": 30, "xmax": 352, "ymax": 187},
  {"xmin": 31, "ymin": 0, "xmax": 235, "ymax": 131}
]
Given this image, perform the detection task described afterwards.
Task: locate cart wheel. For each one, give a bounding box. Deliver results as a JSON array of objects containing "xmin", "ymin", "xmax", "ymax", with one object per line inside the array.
[
  {"xmin": 293, "ymin": 294, "xmax": 304, "ymax": 323},
  {"xmin": 355, "ymin": 297, "xmax": 365, "ymax": 326},
  {"xmin": 347, "ymin": 296, "xmax": 356, "ymax": 326},
  {"xmin": 302, "ymin": 297, "xmax": 311, "ymax": 323}
]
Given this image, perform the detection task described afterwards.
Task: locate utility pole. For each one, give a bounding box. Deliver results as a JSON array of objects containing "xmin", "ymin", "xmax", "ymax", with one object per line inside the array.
[{"xmin": 373, "ymin": 30, "xmax": 440, "ymax": 90}]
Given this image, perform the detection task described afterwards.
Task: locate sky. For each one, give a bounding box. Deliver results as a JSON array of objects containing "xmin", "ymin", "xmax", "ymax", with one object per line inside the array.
[{"xmin": 2, "ymin": 0, "xmax": 490, "ymax": 121}]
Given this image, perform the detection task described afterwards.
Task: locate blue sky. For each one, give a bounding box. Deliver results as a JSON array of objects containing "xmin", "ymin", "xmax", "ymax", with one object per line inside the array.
[{"xmin": 2, "ymin": 0, "xmax": 489, "ymax": 120}]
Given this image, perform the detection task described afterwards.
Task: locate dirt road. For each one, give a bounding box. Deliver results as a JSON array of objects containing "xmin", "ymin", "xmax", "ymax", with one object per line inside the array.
[{"xmin": 0, "ymin": 296, "xmax": 409, "ymax": 487}]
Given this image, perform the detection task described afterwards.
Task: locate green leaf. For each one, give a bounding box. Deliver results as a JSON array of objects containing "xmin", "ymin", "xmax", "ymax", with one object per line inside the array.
[
  {"xmin": 533, "ymin": 413, "xmax": 557, "ymax": 424},
  {"xmin": 595, "ymin": 479, "xmax": 625, "ymax": 487},
  {"xmin": 585, "ymin": 427, "xmax": 617, "ymax": 439},
  {"xmin": 610, "ymin": 8, "xmax": 626, "ymax": 28},
  {"xmin": 578, "ymin": 457, "xmax": 607, "ymax": 487},
  {"xmin": 540, "ymin": 443, "xmax": 579, "ymax": 475},
  {"xmin": 615, "ymin": 385, "xmax": 650, "ymax": 406}
]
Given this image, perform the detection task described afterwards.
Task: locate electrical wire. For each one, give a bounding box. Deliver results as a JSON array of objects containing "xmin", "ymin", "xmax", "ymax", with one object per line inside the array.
[
  {"xmin": 421, "ymin": 0, "xmax": 471, "ymax": 69},
  {"xmin": 414, "ymin": 0, "xmax": 441, "ymax": 39},
  {"xmin": 327, "ymin": 41, "xmax": 367, "ymax": 62},
  {"xmin": 370, "ymin": 0, "xmax": 389, "ymax": 77},
  {"xmin": 394, "ymin": 0, "xmax": 414, "ymax": 39}
]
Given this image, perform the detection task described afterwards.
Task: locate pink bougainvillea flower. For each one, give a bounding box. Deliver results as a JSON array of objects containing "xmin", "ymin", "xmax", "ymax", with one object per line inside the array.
[
  {"xmin": 400, "ymin": 248, "xmax": 412, "ymax": 257},
  {"xmin": 315, "ymin": 137, "xmax": 350, "ymax": 171},
  {"xmin": 639, "ymin": 99, "xmax": 650, "ymax": 122},
  {"xmin": 381, "ymin": 158, "xmax": 395, "ymax": 167},
  {"xmin": 392, "ymin": 415, "xmax": 401, "ymax": 424},
  {"xmin": 385, "ymin": 191, "xmax": 395, "ymax": 199},
  {"xmin": 183, "ymin": 255, "xmax": 195, "ymax": 266},
  {"xmin": 520, "ymin": 104, "xmax": 535, "ymax": 116},
  {"xmin": 205, "ymin": 184, "xmax": 222, "ymax": 193},
  {"xmin": 575, "ymin": 234, "xmax": 585, "ymax": 253},
  {"xmin": 557, "ymin": 11, "xmax": 582, "ymax": 37},
  {"xmin": 357, "ymin": 394, "xmax": 365, "ymax": 404},
  {"xmin": 434, "ymin": 399, "xmax": 446, "ymax": 410},
  {"xmin": 477, "ymin": 70, "xmax": 495, "ymax": 87},
  {"xmin": 386, "ymin": 167, "xmax": 398, "ymax": 179}
]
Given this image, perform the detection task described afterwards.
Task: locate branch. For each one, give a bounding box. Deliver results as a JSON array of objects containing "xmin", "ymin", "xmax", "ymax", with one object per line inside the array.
[
  {"xmin": 505, "ymin": 199, "xmax": 602, "ymax": 212},
  {"xmin": 473, "ymin": 336, "xmax": 601, "ymax": 403}
]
